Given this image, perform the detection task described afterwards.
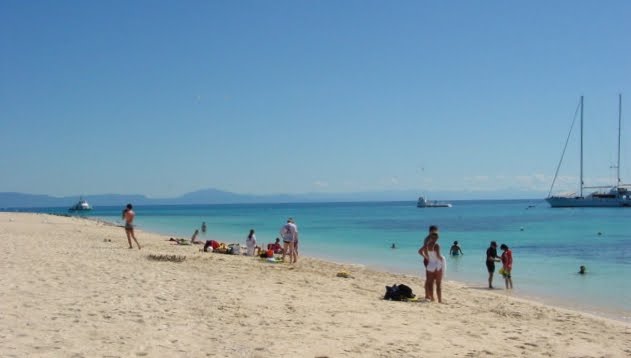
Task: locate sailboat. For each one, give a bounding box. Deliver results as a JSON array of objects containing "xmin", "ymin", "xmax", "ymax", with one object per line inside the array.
[{"xmin": 546, "ymin": 95, "xmax": 631, "ymax": 207}]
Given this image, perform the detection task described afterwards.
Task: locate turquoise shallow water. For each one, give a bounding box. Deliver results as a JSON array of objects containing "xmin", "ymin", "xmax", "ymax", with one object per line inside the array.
[{"xmin": 24, "ymin": 200, "xmax": 631, "ymax": 321}]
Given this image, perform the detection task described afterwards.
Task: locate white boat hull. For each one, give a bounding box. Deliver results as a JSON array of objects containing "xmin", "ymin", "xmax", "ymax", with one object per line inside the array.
[
  {"xmin": 417, "ymin": 197, "xmax": 452, "ymax": 208},
  {"xmin": 546, "ymin": 197, "xmax": 631, "ymax": 207},
  {"xmin": 69, "ymin": 199, "xmax": 92, "ymax": 211}
]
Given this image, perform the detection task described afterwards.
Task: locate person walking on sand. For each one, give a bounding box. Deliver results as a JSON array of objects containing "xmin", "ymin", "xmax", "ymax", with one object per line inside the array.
[
  {"xmin": 122, "ymin": 203, "xmax": 141, "ymax": 250},
  {"xmin": 246, "ymin": 229, "xmax": 257, "ymax": 256},
  {"xmin": 280, "ymin": 218, "xmax": 298, "ymax": 263},
  {"xmin": 419, "ymin": 232, "xmax": 444, "ymax": 303},
  {"xmin": 486, "ymin": 241, "xmax": 500, "ymax": 288},
  {"xmin": 500, "ymin": 244, "xmax": 513, "ymax": 289}
]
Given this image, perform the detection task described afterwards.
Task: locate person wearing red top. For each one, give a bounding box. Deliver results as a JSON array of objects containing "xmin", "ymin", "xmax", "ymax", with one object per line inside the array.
[
  {"xmin": 500, "ymin": 244, "xmax": 513, "ymax": 289},
  {"xmin": 269, "ymin": 238, "xmax": 283, "ymax": 254}
]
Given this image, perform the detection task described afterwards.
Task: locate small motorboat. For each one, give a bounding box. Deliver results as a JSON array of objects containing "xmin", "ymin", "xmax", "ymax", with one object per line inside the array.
[{"xmin": 69, "ymin": 197, "xmax": 92, "ymax": 212}]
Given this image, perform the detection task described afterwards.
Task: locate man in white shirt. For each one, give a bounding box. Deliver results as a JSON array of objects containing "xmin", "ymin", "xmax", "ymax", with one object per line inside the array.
[{"xmin": 279, "ymin": 217, "xmax": 298, "ymax": 263}]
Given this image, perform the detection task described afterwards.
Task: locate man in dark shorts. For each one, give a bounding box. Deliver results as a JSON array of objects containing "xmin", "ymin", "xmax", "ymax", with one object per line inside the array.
[
  {"xmin": 486, "ymin": 241, "xmax": 500, "ymax": 288},
  {"xmin": 280, "ymin": 218, "xmax": 298, "ymax": 264}
]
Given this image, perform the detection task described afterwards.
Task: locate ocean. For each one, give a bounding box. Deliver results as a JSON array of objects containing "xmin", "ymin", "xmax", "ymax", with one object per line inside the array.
[{"xmin": 22, "ymin": 200, "xmax": 631, "ymax": 322}]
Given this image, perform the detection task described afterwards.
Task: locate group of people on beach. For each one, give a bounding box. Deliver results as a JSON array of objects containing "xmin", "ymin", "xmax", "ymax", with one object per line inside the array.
[
  {"xmin": 246, "ymin": 218, "xmax": 300, "ymax": 263},
  {"xmin": 170, "ymin": 216, "xmax": 300, "ymax": 263},
  {"xmin": 418, "ymin": 225, "xmax": 514, "ymax": 303},
  {"xmin": 122, "ymin": 204, "xmax": 518, "ymax": 293},
  {"xmin": 485, "ymin": 241, "xmax": 513, "ymax": 289}
]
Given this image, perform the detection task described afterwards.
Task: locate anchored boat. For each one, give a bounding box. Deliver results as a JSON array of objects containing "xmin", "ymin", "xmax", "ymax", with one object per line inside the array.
[
  {"xmin": 546, "ymin": 95, "xmax": 631, "ymax": 207},
  {"xmin": 69, "ymin": 197, "xmax": 92, "ymax": 212},
  {"xmin": 417, "ymin": 196, "xmax": 452, "ymax": 208}
]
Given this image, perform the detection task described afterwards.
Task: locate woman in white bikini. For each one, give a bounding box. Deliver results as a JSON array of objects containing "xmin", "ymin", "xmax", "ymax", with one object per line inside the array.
[{"xmin": 420, "ymin": 232, "xmax": 444, "ymax": 303}]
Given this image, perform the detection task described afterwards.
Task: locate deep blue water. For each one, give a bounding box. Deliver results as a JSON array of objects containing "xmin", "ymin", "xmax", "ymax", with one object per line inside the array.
[{"xmin": 15, "ymin": 199, "xmax": 631, "ymax": 321}]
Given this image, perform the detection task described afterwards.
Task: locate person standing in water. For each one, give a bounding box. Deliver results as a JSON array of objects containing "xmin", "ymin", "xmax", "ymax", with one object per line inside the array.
[
  {"xmin": 122, "ymin": 203, "xmax": 141, "ymax": 250},
  {"xmin": 486, "ymin": 241, "xmax": 500, "ymax": 288},
  {"xmin": 500, "ymin": 244, "xmax": 513, "ymax": 289},
  {"xmin": 449, "ymin": 241, "xmax": 463, "ymax": 256},
  {"xmin": 201, "ymin": 222, "xmax": 207, "ymax": 234}
]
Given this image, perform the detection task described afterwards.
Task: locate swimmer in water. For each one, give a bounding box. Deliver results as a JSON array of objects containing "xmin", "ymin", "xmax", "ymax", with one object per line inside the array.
[{"xmin": 449, "ymin": 241, "xmax": 463, "ymax": 256}]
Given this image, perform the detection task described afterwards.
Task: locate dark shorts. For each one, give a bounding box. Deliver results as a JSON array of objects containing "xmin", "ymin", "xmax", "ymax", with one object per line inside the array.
[{"xmin": 486, "ymin": 261, "xmax": 495, "ymax": 273}]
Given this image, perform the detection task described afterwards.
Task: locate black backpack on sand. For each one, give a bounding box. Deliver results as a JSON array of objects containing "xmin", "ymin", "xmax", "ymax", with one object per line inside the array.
[{"xmin": 384, "ymin": 284, "xmax": 415, "ymax": 301}]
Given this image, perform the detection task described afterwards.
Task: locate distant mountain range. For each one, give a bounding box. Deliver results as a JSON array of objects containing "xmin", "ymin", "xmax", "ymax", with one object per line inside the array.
[{"xmin": 0, "ymin": 188, "xmax": 546, "ymax": 208}]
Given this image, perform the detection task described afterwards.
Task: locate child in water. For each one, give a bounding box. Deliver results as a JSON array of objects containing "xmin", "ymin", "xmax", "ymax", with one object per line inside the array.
[{"xmin": 500, "ymin": 244, "xmax": 513, "ymax": 289}]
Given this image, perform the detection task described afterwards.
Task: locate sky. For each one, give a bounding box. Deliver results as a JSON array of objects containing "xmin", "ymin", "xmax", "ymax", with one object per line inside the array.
[{"xmin": 1, "ymin": 1, "xmax": 630, "ymax": 198}]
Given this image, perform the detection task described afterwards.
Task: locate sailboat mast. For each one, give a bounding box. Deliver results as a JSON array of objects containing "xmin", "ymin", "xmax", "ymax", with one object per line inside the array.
[
  {"xmin": 580, "ymin": 96, "xmax": 584, "ymax": 197},
  {"xmin": 617, "ymin": 94, "xmax": 622, "ymax": 185}
]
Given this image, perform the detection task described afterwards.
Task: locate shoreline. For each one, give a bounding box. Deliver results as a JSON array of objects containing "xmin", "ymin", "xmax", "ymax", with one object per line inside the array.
[
  {"xmin": 46, "ymin": 211, "xmax": 631, "ymax": 323},
  {"xmin": 2, "ymin": 212, "xmax": 630, "ymax": 357},
  {"xmin": 312, "ymin": 252, "xmax": 631, "ymax": 324}
]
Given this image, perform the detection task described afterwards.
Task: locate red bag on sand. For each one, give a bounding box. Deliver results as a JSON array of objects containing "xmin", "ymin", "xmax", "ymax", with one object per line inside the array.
[
  {"xmin": 267, "ymin": 249, "xmax": 274, "ymax": 257},
  {"xmin": 210, "ymin": 240, "xmax": 220, "ymax": 250}
]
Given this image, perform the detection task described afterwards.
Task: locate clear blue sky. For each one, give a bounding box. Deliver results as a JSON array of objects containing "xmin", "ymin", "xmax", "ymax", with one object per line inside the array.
[{"xmin": 1, "ymin": 1, "xmax": 630, "ymax": 198}]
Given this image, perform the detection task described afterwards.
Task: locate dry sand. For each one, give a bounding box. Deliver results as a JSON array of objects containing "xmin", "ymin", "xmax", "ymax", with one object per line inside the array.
[{"xmin": 1, "ymin": 212, "xmax": 630, "ymax": 357}]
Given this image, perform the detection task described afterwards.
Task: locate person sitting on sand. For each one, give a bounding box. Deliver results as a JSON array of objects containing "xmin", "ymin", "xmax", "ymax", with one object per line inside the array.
[
  {"xmin": 450, "ymin": 241, "xmax": 463, "ymax": 256},
  {"xmin": 203, "ymin": 239, "xmax": 221, "ymax": 252},
  {"xmin": 169, "ymin": 237, "xmax": 190, "ymax": 245},
  {"xmin": 268, "ymin": 238, "xmax": 283, "ymax": 254},
  {"xmin": 191, "ymin": 229, "xmax": 203, "ymax": 244},
  {"xmin": 246, "ymin": 229, "xmax": 257, "ymax": 256}
]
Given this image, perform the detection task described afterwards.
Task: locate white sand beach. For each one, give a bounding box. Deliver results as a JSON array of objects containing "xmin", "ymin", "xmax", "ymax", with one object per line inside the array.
[{"xmin": 1, "ymin": 212, "xmax": 629, "ymax": 357}]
